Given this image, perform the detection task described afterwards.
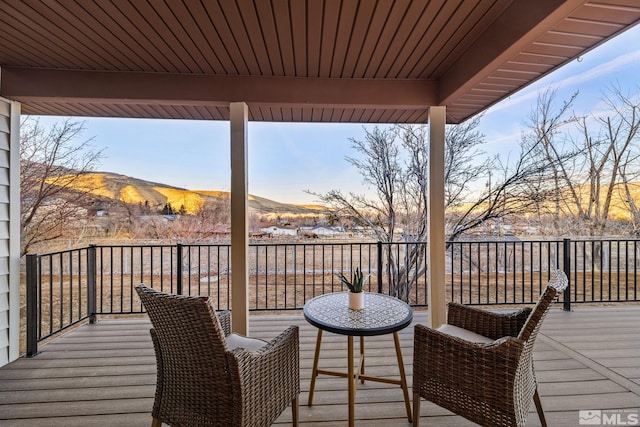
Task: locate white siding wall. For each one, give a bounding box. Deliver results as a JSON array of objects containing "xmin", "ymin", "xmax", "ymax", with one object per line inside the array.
[{"xmin": 0, "ymin": 97, "xmax": 20, "ymax": 366}]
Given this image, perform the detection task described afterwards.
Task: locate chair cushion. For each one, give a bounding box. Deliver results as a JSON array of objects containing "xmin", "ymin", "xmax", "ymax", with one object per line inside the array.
[
  {"xmin": 437, "ymin": 324, "xmax": 494, "ymax": 344},
  {"xmin": 226, "ymin": 333, "xmax": 268, "ymax": 351}
]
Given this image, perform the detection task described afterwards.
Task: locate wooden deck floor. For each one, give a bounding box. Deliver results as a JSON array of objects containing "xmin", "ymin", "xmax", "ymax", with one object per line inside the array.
[{"xmin": 1, "ymin": 307, "xmax": 639, "ymax": 426}]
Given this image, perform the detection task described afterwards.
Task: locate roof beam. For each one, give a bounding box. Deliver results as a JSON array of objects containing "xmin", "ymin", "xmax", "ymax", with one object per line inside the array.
[
  {"xmin": 438, "ymin": 0, "xmax": 586, "ymax": 109},
  {"xmin": 0, "ymin": 67, "xmax": 437, "ymax": 110}
]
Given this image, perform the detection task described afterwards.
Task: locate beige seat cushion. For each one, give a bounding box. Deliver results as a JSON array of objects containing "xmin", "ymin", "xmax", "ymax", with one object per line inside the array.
[
  {"xmin": 226, "ymin": 333, "xmax": 268, "ymax": 351},
  {"xmin": 437, "ymin": 324, "xmax": 494, "ymax": 344}
]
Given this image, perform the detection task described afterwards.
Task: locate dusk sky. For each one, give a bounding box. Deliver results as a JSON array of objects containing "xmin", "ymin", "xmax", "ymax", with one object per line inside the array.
[{"xmin": 35, "ymin": 24, "xmax": 640, "ymax": 205}]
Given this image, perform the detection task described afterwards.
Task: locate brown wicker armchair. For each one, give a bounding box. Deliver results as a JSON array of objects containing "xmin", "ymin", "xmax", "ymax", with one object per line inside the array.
[
  {"xmin": 413, "ymin": 270, "xmax": 568, "ymax": 427},
  {"xmin": 135, "ymin": 284, "xmax": 300, "ymax": 427}
]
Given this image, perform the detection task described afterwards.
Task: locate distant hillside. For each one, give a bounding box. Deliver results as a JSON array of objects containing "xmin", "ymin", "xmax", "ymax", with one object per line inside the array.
[{"xmin": 52, "ymin": 171, "xmax": 327, "ymax": 216}]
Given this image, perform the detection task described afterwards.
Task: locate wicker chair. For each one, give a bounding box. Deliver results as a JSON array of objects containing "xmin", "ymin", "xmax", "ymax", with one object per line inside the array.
[
  {"xmin": 135, "ymin": 284, "xmax": 300, "ymax": 427},
  {"xmin": 412, "ymin": 270, "xmax": 568, "ymax": 427}
]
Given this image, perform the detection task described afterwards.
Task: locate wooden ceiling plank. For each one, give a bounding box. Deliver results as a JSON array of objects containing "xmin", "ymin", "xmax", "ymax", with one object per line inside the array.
[
  {"xmin": 0, "ymin": 30, "xmax": 64, "ymax": 69},
  {"xmin": 47, "ymin": 1, "xmax": 147, "ymax": 71},
  {"xmin": 329, "ymin": 0, "xmax": 359, "ymax": 77},
  {"xmin": 134, "ymin": 0, "xmax": 203, "ymax": 73},
  {"xmin": 546, "ymin": 29, "xmax": 603, "ymax": 43},
  {"xmin": 525, "ymin": 42, "xmax": 583, "ymax": 57},
  {"xmin": 0, "ymin": 3, "xmax": 95, "ymax": 69},
  {"xmin": 270, "ymin": 0, "xmax": 295, "ymax": 76},
  {"xmin": 184, "ymin": 1, "xmax": 236, "ymax": 74},
  {"xmin": 306, "ymin": 0, "xmax": 324, "ymax": 78},
  {"xmin": 4, "ymin": 1, "xmax": 112, "ymax": 69},
  {"xmin": 47, "ymin": 101, "xmax": 86, "ymax": 117},
  {"xmin": 362, "ymin": 0, "xmax": 412, "ymax": 78},
  {"xmin": 533, "ymin": 39, "xmax": 594, "ymax": 50},
  {"xmin": 253, "ymin": 1, "xmax": 285, "ymax": 76},
  {"xmin": 439, "ymin": 0, "xmax": 587, "ymax": 113},
  {"xmin": 215, "ymin": 107, "xmax": 231, "ymax": 121},
  {"xmin": 500, "ymin": 62, "xmax": 554, "ymax": 73},
  {"xmin": 291, "ymin": 108, "xmax": 303, "ymax": 122},
  {"xmin": 571, "ymin": 5, "xmax": 640, "ymax": 25},
  {"xmin": 318, "ymin": 0, "xmax": 341, "ymax": 78},
  {"xmin": 510, "ymin": 52, "xmax": 572, "ymax": 66},
  {"xmin": 279, "ymin": 107, "xmax": 291, "ymax": 122},
  {"xmin": 95, "ymin": 1, "xmax": 180, "ymax": 73},
  {"xmin": 199, "ymin": 1, "xmax": 248, "ymax": 75},
  {"xmin": 167, "ymin": 1, "xmax": 226, "ymax": 74},
  {"xmin": 339, "ymin": 0, "xmax": 386, "ymax": 77},
  {"xmin": 388, "ymin": 0, "xmax": 463, "ymax": 78},
  {"xmin": 420, "ymin": 0, "xmax": 512, "ymax": 78},
  {"xmin": 289, "ymin": 0, "xmax": 308, "ymax": 76},
  {"xmin": 367, "ymin": 109, "xmax": 385, "ymax": 123},
  {"xmin": 301, "ymin": 107, "xmax": 312, "ymax": 122},
  {"xmin": 236, "ymin": 1, "xmax": 275, "ymax": 75},
  {"xmin": 485, "ymin": 76, "xmax": 530, "ymax": 85},
  {"xmin": 375, "ymin": 0, "xmax": 436, "ymax": 78},
  {"xmin": 351, "ymin": 0, "xmax": 394, "ymax": 78},
  {"xmin": 492, "ymin": 69, "xmax": 543, "ymax": 79},
  {"xmin": 191, "ymin": 105, "xmax": 208, "ymax": 120},
  {"xmin": 112, "ymin": 103, "xmax": 143, "ymax": 119},
  {"xmin": 556, "ymin": 17, "xmax": 626, "ymax": 36},
  {"xmin": 216, "ymin": 0, "xmax": 261, "ymax": 74}
]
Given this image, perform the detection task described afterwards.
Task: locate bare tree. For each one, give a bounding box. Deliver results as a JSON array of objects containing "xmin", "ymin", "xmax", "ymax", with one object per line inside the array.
[
  {"xmin": 20, "ymin": 118, "xmax": 102, "ymax": 255},
  {"xmin": 171, "ymin": 199, "xmax": 231, "ymax": 241},
  {"xmin": 619, "ymin": 156, "xmax": 640, "ymax": 236},
  {"xmin": 524, "ymin": 85, "xmax": 640, "ymax": 237}
]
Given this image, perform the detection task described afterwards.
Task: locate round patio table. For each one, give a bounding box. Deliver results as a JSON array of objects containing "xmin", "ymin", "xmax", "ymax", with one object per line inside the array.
[{"xmin": 303, "ymin": 292, "xmax": 413, "ymax": 427}]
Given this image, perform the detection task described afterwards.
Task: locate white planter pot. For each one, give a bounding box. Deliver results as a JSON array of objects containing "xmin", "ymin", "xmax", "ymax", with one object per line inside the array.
[{"xmin": 348, "ymin": 292, "xmax": 364, "ymax": 310}]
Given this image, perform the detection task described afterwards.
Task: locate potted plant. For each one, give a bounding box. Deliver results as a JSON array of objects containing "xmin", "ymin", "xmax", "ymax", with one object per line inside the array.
[{"xmin": 337, "ymin": 267, "xmax": 367, "ymax": 310}]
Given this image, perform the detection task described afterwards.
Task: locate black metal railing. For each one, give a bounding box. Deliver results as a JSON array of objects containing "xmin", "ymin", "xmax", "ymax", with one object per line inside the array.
[{"xmin": 25, "ymin": 238, "xmax": 639, "ymax": 356}]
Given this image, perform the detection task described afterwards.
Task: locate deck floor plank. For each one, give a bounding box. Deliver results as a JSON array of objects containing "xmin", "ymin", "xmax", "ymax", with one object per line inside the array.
[{"xmin": 1, "ymin": 307, "xmax": 639, "ymax": 426}]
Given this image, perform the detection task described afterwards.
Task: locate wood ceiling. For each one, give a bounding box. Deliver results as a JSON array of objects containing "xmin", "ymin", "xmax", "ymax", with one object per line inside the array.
[{"xmin": 0, "ymin": 0, "xmax": 639, "ymax": 123}]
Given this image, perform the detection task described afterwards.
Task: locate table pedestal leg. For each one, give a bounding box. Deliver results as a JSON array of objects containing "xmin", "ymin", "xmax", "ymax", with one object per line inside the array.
[
  {"xmin": 394, "ymin": 332, "xmax": 412, "ymax": 423},
  {"xmin": 359, "ymin": 336, "xmax": 365, "ymax": 384},
  {"xmin": 307, "ymin": 329, "xmax": 323, "ymax": 406},
  {"xmin": 348, "ymin": 335, "xmax": 355, "ymax": 427}
]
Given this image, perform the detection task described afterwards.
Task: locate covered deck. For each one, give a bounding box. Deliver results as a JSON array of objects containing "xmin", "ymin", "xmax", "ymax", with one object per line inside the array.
[{"xmin": 1, "ymin": 306, "xmax": 639, "ymax": 426}]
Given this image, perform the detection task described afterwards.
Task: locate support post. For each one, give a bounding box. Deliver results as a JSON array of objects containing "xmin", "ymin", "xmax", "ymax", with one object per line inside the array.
[
  {"xmin": 230, "ymin": 102, "xmax": 249, "ymax": 335},
  {"xmin": 176, "ymin": 243, "xmax": 183, "ymax": 295},
  {"xmin": 377, "ymin": 241, "xmax": 383, "ymax": 294},
  {"xmin": 427, "ymin": 106, "xmax": 447, "ymax": 328},
  {"xmin": 87, "ymin": 245, "xmax": 97, "ymax": 324},
  {"xmin": 26, "ymin": 254, "xmax": 38, "ymax": 357},
  {"xmin": 562, "ymin": 238, "xmax": 571, "ymax": 311}
]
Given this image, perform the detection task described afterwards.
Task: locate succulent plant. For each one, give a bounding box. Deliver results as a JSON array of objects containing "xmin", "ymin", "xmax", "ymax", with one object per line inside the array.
[{"xmin": 336, "ymin": 267, "xmax": 367, "ymax": 293}]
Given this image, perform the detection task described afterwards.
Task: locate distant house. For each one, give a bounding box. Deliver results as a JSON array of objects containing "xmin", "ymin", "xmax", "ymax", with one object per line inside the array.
[
  {"xmin": 260, "ymin": 225, "xmax": 298, "ymax": 236},
  {"xmin": 299, "ymin": 225, "xmax": 345, "ymax": 237}
]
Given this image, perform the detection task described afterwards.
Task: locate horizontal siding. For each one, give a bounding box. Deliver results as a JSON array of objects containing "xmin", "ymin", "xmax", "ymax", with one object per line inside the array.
[
  {"xmin": 0, "ymin": 257, "xmax": 8, "ymax": 275},
  {"xmin": 0, "ymin": 98, "xmax": 10, "ymax": 368},
  {"xmin": 0, "ymin": 309, "xmax": 7, "ymax": 330},
  {"xmin": 0, "ymin": 291, "xmax": 7, "ymax": 312},
  {"xmin": 0, "ymin": 274, "xmax": 7, "ymax": 293},
  {"xmin": 0, "ymin": 185, "xmax": 8, "ymax": 203},
  {"xmin": 0, "ymin": 167, "xmax": 8, "ymax": 186},
  {"xmin": 0, "ymin": 150, "xmax": 8, "ymax": 169},
  {"xmin": 0, "ymin": 221, "xmax": 8, "ymax": 239},
  {"xmin": 0, "ymin": 116, "xmax": 8, "ymax": 134},
  {"xmin": 0, "ymin": 327, "xmax": 7, "ymax": 348},
  {"xmin": 0, "ymin": 133, "xmax": 8, "ymax": 151},
  {"xmin": 0, "ymin": 101, "xmax": 9, "ymax": 117}
]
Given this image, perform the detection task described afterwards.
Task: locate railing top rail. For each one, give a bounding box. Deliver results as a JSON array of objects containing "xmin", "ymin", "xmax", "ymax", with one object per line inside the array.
[{"xmin": 30, "ymin": 246, "xmax": 91, "ymax": 259}]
